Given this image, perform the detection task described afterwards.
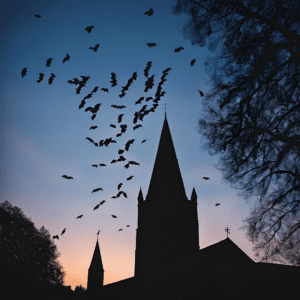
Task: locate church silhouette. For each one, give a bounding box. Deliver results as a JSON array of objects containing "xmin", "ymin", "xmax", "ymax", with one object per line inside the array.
[{"xmin": 86, "ymin": 113, "xmax": 300, "ymax": 300}]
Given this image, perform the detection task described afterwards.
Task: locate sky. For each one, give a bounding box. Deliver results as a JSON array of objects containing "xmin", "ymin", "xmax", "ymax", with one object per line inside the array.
[{"xmin": 0, "ymin": 0, "xmax": 277, "ymax": 291}]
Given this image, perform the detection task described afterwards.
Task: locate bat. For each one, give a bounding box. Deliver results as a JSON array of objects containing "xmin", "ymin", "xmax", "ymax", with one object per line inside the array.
[
  {"xmin": 124, "ymin": 161, "xmax": 140, "ymax": 169},
  {"xmin": 21, "ymin": 68, "xmax": 27, "ymax": 78},
  {"xmin": 91, "ymin": 114, "xmax": 97, "ymax": 120},
  {"xmin": 101, "ymin": 88, "xmax": 109, "ymax": 92},
  {"xmin": 190, "ymin": 58, "xmax": 196, "ymax": 66},
  {"xmin": 99, "ymin": 164, "xmax": 106, "ymax": 167},
  {"xmin": 85, "ymin": 26, "xmax": 95, "ymax": 33},
  {"xmin": 120, "ymin": 124, "xmax": 127, "ymax": 133},
  {"xmin": 141, "ymin": 139, "xmax": 146, "ymax": 143},
  {"xmin": 133, "ymin": 124, "xmax": 142, "ymax": 130},
  {"xmin": 117, "ymin": 155, "xmax": 126, "ymax": 162},
  {"xmin": 110, "ymin": 73, "xmax": 117, "ymax": 87},
  {"xmin": 37, "ymin": 73, "xmax": 44, "ymax": 83},
  {"xmin": 198, "ymin": 89, "xmax": 204, "ymax": 97},
  {"xmin": 118, "ymin": 183, "xmax": 123, "ymax": 190},
  {"xmin": 90, "ymin": 44, "xmax": 100, "ymax": 52},
  {"xmin": 118, "ymin": 149, "xmax": 125, "ymax": 155},
  {"xmin": 144, "ymin": 8, "xmax": 154, "ymax": 16},
  {"xmin": 163, "ymin": 68, "xmax": 171, "ymax": 74},
  {"xmin": 53, "ymin": 235, "xmax": 59, "ymax": 240},
  {"xmin": 126, "ymin": 176, "xmax": 133, "ymax": 181},
  {"xmin": 93, "ymin": 205, "xmax": 100, "ymax": 211},
  {"xmin": 89, "ymin": 126, "xmax": 98, "ymax": 130},
  {"xmin": 92, "ymin": 86, "xmax": 99, "ymax": 93},
  {"xmin": 92, "ymin": 188, "xmax": 103, "ymax": 193},
  {"xmin": 111, "ymin": 105, "xmax": 126, "ymax": 109},
  {"xmin": 46, "ymin": 58, "xmax": 52, "ymax": 67},
  {"xmin": 110, "ymin": 124, "xmax": 116, "ymax": 128},
  {"xmin": 48, "ymin": 74, "xmax": 55, "ymax": 85},
  {"xmin": 76, "ymin": 215, "xmax": 83, "ymax": 219},
  {"xmin": 61, "ymin": 228, "xmax": 66, "ymax": 236},
  {"xmin": 118, "ymin": 114, "xmax": 124, "ymax": 123},
  {"xmin": 120, "ymin": 191, "xmax": 127, "ymax": 198},
  {"xmin": 62, "ymin": 175, "xmax": 73, "ymax": 180},
  {"xmin": 119, "ymin": 229, "xmax": 123, "ymax": 231},
  {"xmin": 125, "ymin": 139, "xmax": 135, "ymax": 151},
  {"xmin": 135, "ymin": 97, "xmax": 144, "ymax": 105},
  {"xmin": 79, "ymin": 100, "xmax": 86, "ymax": 110},
  {"xmin": 147, "ymin": 43, "xmax": 156, "ymax": 48},
  {"xmin": 86, "ymin": 137, "xmax": 95, "ymax": 144},
  {"xmin": 203, "ymin": 177, "xmax": 210, "ymax": 180},
  {"xmin": 100, "ymin": 200, "xmax": 106, "ymax": 205},
  {"xmin": 111, "ymin": 159, "xmax": 117, "ymax": 164},
  {"xmin": 174, "ymin": 47, "xmax": 184, "ymax": 52},
  {"xmin": 92, "ymin": 164, "xmax": 98, "ymax": 168},
  {"xmin": 97, "ymin": 230, "xmax": 100, "ymax": 235},
  {"xmin": 126, "ymin": 225, "xmax": 130, "ymax": 227},
  {"xmin": 63, "ymin": 54, "xmax": 70, "ymax": 63},
  {"xmin": 34, "ymin": 14, "xmax": 41, "ymax": 18},
  {"xmin": 112, "ymin": 215, "xmax": 117, "ymax": 218},
  {"xmin": 215, "ymin": 203, "xmax": 220, "ymax": 206}
]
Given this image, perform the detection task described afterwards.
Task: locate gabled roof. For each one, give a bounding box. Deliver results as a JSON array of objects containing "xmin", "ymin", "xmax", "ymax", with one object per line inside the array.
[{"xmin": 146, "ymin": 114, "xmax": 187, "ymax": 201}]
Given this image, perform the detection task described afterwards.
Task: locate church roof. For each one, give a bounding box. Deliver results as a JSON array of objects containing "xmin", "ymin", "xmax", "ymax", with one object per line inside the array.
[
  {"xmin": 146, "ymin": 114, "xmax": 187, "ymax": 201},
  {"xmin": 88, "ymin": 238, "xmax": 104, "ymax": 272}
]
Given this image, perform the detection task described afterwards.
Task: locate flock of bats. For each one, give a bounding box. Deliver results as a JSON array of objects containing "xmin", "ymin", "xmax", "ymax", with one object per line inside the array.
[{"xmin": 24, "ymin": 9, "xmax": 211, "ymax": 241}]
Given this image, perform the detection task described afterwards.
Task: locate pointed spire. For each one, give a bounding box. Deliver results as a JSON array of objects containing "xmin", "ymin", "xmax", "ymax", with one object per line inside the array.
[
  {"xmin": 191, "ymin": 187, "xmax": 197, "ymax": 202},
  {"xmin": 138, "ymin": 187, "xmax": 144, "ymax": 203},
  {"xmin": 146, "ymin": 114, "xmax": 187, "ymax": 201},
  {"xmin": 88, "ymin": 238, "xmax": 104, "ymax": 273}
]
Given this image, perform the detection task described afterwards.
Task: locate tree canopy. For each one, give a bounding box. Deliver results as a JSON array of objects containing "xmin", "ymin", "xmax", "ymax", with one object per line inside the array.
[{"xmin": 171, "ymin": 0, "xmax": 300, "ymax": 266}]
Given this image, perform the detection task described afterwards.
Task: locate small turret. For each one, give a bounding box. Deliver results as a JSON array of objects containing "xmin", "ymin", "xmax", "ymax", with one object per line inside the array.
[
  {"xmin": 138, "ymin": 187, "xmax": 144, "ymax": 204},
  {"xmin": 191, "ymin": 187, "xmax": 197, "ymax": 202}
]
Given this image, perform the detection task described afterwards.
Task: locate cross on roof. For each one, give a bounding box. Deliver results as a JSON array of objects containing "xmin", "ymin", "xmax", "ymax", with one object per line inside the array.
[{"xmin": 225, "ymin": 227, "xmax": 230, "ymax": 238}]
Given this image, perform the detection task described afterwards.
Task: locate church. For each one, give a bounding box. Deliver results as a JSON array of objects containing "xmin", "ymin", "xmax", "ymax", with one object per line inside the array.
[{"xmin": 86, "ymin": 113, "xmax": 300, "ymax": 300}]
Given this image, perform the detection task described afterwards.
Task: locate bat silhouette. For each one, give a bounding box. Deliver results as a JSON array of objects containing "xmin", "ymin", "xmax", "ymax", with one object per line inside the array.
[
  {"xmin": 61, "ymin": 228, "xmax": 66, "ymax": 236},
  {"xmin": 125, "ymin": 139, "xmax": 135, "ymax": 151},
  {"xmin": 85, "ymin": 26, "xmax": 95, "ymax": 33},
  {"xmin": 144, "ymin": 8, "xmax": 154, "ymax": 16},
  {"xmin": 53, "ymin": 235, "xmax": 59, "ymax": 240},
  {"xmin": 120, "ymin": 124, "xmax": 127, "ymax": 133},
  {"xmin": 79, "ymin": 100, "xmax": 86, "ymax": 109},
  {"xmin": 147, "ymin": 43, "xmax": 156, "ymax": 48},
  {"xmin": 124, "ymin": 161, "xmax": 140, "ymax": 169},
  {"xmin": 93, "ymin": 204, "xmax": 100, "ymax": 211},
  {"xmin": 118, "ymin": 114, "xmax": 124, "ymax": 123},
  {"xmin": 135, "ymin": 97, "xmax": 144, "ymax": 105},
  {"xmin": 62, "ymin": 175, "xmax": 73, "ymax": 180},
  {"xmin": 90, "ymin": 126, "xmax": 98, "ymax": 130},
  {"xmin": 76, "ymin": 215, "xmax": 83, "ymax": 219},
  {"xmin": 126, "ymin": 225, "xmax": 130, "ymax": 227},
  {"xmin": 63, "ymin": 54, "xmax": 70, "ymax": 63},
  {"xmin": 86, "ymin": 137, "xmax": 95, "ymax": 144},
  {"xmin": 92, "ymin": 188, "xmax": 103, "ymax": 193},
  {"xmin": 117, "ymin": 155, "xmax": 126, "ymax": 162},
  {"xmin": 48, "ymin": 74, "xmax": 55, "ymax": 85},
  {"xmin": 110, "ymin": 124, "xmax": 116, "ymax": 128},
  {"xmin": 118, "ymin": 149, "xmax": 125, "ymax": 155},
  {"xmin": 34, "ymin": 14, "xmax": 41, "ymax": 18},
  {"xmin": 111, "ymin": 105, "xmax": 126, "ymax": 109},
  {"xmin": 110, "ymin": 72, "xmax": 117, "ymax": 87},
  {"xmin": 126, "ymin": 176, "xmax": 133, "ymax": 181},
  {"xmin": 101, "ymin": 88, "xmax": 109, "ymax": 92},
  {"xmin": 133, "ymin": 124, "xmax": 142, "ymax": 130},
  {"xmin": 119, "ymin": 191, "xmax": 127, "ymax": 198},
  {"xmin": 91, "ymin": 114, "xmax": 97, "ymax": 120},
  {"xmin": 112, "ymin": 215, "xmax": 117, "ymax": 218},
  {"xmin": 174, "ymin": 47, "xmax": 184, "ymax": 52},
  {"xmin": 190, "ymin": 59, "xmax": 196, "ymax": 66},
  {"xmin": 198, "ymin": 89, "xmax": 204, "ymax": 97},
  {"xmin": 145, "ymin": 97, "xmax": 153, "ymax": 102},
  {"xmin": 215, "ymin": 203, "xmax": 220, "ymax": 206},
  {"xmin": 111, "ymin": 159, "xmax": 117, "ymax": 164},
  {"xmin": 90, "ymin": 44, "xmax": 100, "ymax": 52},
  {"xmin": 97, "ymin": 230, "xmax": 100, "ymax": 235},
  {"xmin": 92, "ymin": 164, "xmax": 98, "ymax": 168},
  {"xmin": 119, "ymin": 229, "xmax": 123, "ymax": 231},
  {"xmin": 21, "ymin": 68, "xmax": 27, "ymax": 78},
  {"xmin": 92, "ymin": 86, "xmax": 99, "ymax": 93},
  {"xmin": 37, "ymin": 73, "xmax": 44, "ymax": 83},
  {"xmin": 163, "ymin": 68, "xmax": 171, "ymax": 74},
  {"xmin": 118, "ymin": 183, "xmax": 123, "ymax": 190},
  {"xmin": 203, "ymin": 177, "xmax": 210, "ymax": 180},
  {"xmin": 100, "ymin": 200, "xmax": 106, "ymax": 205},
  {"xmin": 46, "ymin": 58, "xmax": 52, "ymax": 67},
  {"xmin": 99, "ymin": 164, "xmax": 106, "ymax": 167},
  {"xmin": 141, "ymin": 139, "xmax": 146, "ymax": 144},
  {"xmin": 144, "ymin": 61, "xmax": 152, "ymax": 77}
]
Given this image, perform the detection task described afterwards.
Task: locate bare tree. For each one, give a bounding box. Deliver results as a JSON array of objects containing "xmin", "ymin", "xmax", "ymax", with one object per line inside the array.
[{"xmin": 171, "ymin": 0, "xmax": 300, "ymax": 266}]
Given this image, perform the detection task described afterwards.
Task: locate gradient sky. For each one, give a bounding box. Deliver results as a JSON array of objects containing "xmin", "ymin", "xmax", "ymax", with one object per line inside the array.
[{"xmin": 0, "ymin": 0, "xmax": 273, "ymax": 291}]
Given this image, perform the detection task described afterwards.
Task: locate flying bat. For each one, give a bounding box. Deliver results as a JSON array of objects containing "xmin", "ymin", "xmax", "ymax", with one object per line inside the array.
[
  {"xmin": 93, "ymin": 204, "xmax": 100, "ymax": 211},
  {"xmin": 46, "ymin": 58, "xmax": 52, "ymax": 67},
  {"xmin": 101, "ymin": 88, "xmax": 109, "ymax": 92},
  {"xmin": 90, "ymin": 44, "xmax": 100, "ymax": 52},
  {"xmin": 133, "ymin": 124, "xmax": 142, "ymax": 130},
  {"xmin": 90, "ymin": 126, "xmax": 98, "ymax": 130},
  {"xmin": 21, "ymin": 68, "xmax": 27, "ymax": 78},
  {"xmin": 92, "ymin": 188, "xmax": 103, "ymax": 193},
  {"xmin": 76, "ymin": 215, "xmax": 83, "ymax": 219},
  {"xmin": 126, "ymin": 176, "xmax": 133, "ymax": 181},
  {"xmin": 48, "ymin": 74, "xmax": 56, "ymax": 85},
  {"xmin": 118, "ymin": 183, "xmax": 123, "ymax": 190},
  {"xmin": 119, "ymin": 229, "xmax": 123, "ymax": 231},
  {"xmin": 92, "ymin": 86, "xmax": 99, "ymax": 93},
  {"xmin": 79, "ymin": 100, "xmax": 86, "ymax": 110},
  {"xmin": 37, "ymin": 73, "xmax": 44, "ymax": 83},
  {"xmin": 100, "ymin": 200, "xmax": 106, "ymax": 205},
  {"xmin": 34, "ymin": 14, "xmax": 41, "ymax": 18},
  {"xmin": 118, "ymin": 114, "xmax": 124, "ymax": 123},
  {"xmin": 111, "ymin": 159, "xmax": 117, "ymax": 164},
  {"xmin": 163, "ymin": 68, "xmax": 171, "ymax": 74},
  {"xmin": 198, "ymin": 89, "xmax": 204, "ymax": 97},
  {"xmin": 63, "ymin": 54, "xmax": 70, "ymax": 63},
  {"xmin": 110, "ymin": 72, "xmax": 117, "ymax": 87},
  {"xmin": 86, "ymin": 137, "xmax": 95, "ymax": 144},
  {"xmin": 112, "ymin": 215, "xmax": 117, "ymax": 218},
  {"xmin": 97, "ymin": 230, "xmax": 100, "ymax": 235},
  {"xmin": 144, "ymin": 8, "xmax": 154, "ymax": 16},
  {"xmin": 92, "ymin": 164, "xmax": 98, "ymax": 168},
  {"xmin": 174, "ymin": 47, "xmax": 184, "ymax": 53},
  {"xmin": 135, "ymin": 97, "xmax": 144, "ymax": 105},
  {"xmin": 91, "ymin": 114, "xmax": 97, "ymax": 120},
  {"xmin": 215, "ymin": 203, "xmax": 220, "ymax": 206},
  {"xmin": 99, "ymin": 164, "xmax": 106, "ymax": 167},
  {"xmin": 117, "ymin": 155, "xmax": 126, "ymax": 162},
  {"xmin": 126, "ymin": 225, "xmax": 130, "ymax": 227},
  {"xmin": 190, "ymin": 58, "xmax": 196, "ymax": 66},
  {"xmin": 118, "ymin": 149, "xmax": 124, "ymax": 155},
  {"xmin": 62, "ymin": 175, "xmax": 73, "ymax": 180},
  {"xmin": 85, "ymin": 26, "xmax": 95, "ymax": 33},
  {"xmin": 203, "ymin": 177, "xmax": 210, "ymax": 180},
  {"xmin": 147, "ymin": 43, "xmax": 156, "ymax": 48},
  {"xmin": 141, "ymin": 139, "xmax": 146, "ymax": 144},
  {"xmin": 53, "ymin": 235, "xmax": 59, "ymax": 240},
  {"xmin": 125, "ymin": 139, "xmax": 135, "ymax": 151},
  {"xmin": 110, "ymin": 124, "xmax": 116, "ymax": 128},
  {"xmin": 61, "ymin": 228, "xmax": 66, "ymax": 236},
  {"xmin": 111, "ymin": 105, "xmax": 126, "ymax": 109},
  {"xmin": 124, "ymin": 161, "xmax": 140, "ymax": 169}
]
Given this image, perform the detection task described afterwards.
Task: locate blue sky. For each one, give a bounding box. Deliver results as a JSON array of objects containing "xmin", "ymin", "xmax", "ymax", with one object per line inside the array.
[{"xmin": 0, "ymin": 0, "xmax": 269, "ymax": 290}]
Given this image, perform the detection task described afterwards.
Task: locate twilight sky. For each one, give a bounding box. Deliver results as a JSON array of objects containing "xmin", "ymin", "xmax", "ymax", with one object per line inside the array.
[{"xmin": 0, "ymin": 0, "xmax": 270, "ymax": 291}]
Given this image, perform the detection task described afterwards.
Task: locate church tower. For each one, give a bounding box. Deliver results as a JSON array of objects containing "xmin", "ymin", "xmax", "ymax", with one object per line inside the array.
[
  {"xmin": 134, "ymin": 113, "xmax": 200, "ymax": 287},
  {"xmin": 87, "ymin": 236, "xmax": 104, "ymax": 298}
]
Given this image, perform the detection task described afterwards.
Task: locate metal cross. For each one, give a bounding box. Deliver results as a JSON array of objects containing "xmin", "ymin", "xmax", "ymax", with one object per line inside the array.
[{"xmin": 225, "ymin": 227, "xmax": 230, "ymax": 238}]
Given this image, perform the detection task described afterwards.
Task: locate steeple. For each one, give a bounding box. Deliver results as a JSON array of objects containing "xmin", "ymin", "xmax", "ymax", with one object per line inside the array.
[
  {"xmin": 87, "ymin": 238, "xmax": 104, "ymax": 297},
  {"xmin": 146, "ymin": 113, "xmax": 188, "ymax": 201}
]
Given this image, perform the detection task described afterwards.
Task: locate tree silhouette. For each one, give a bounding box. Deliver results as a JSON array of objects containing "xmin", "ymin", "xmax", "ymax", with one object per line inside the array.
[
  {"xmin": 0, "ymin": 200, "xmax": 68, "ymax": 298},
  {"xmin": 171, "ymin": 0, "xmax": 300, "ymax": 266}
]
